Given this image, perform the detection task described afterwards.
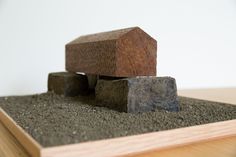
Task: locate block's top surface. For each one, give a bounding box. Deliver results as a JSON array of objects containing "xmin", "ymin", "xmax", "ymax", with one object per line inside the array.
[
  {"xmin": 49, "ymin": 72, "xmax": 78, "ymax": 78},
  {"xmin": 67, "ymin": 27, "xmax": 138, "ymax": 44},
  {"xmin": 101, "ymin": 76, "xmax": 176, "ymax": 85}
]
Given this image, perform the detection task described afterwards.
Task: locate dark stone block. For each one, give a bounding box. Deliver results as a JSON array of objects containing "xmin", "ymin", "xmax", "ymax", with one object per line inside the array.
[
  {"xmin": 95, "ymin": 77, "xmax": 179, "ymax": 113},
  {"xmin": 48, "ymin": 72, "xmax": 88, "ymax": 97},
  {"xmin": 86, "ymin": 74, "xmax": 98, "ymax": 90},
  {"xmin": 66, "ymin": 27, "xmax": 157, "ymax": 77},
  {"xmin": 86, "ymin": 74, "xmax": 127, "ymax": 90}
]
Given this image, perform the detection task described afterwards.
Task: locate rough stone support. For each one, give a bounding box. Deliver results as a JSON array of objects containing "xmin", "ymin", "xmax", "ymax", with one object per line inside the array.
[
  {"xmin": 95, "ymin": 77, "xmax": 179, "ymax": 113},
  {"xmin": 48, "ymin": 72, "xmax": 88, "ymax": 97}
]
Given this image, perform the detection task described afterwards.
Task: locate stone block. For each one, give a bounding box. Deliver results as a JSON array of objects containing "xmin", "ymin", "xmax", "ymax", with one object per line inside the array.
[
  {"xmin": 95, "ymin": 77, "xmax": 179, "ymax": 113},
  {"xmin": 86, "ymin": 74, "xmax": 127, "ymax": 90},
  {"xmin": 48, "ymin": 72, "xmax": 88, "ymax": 96},
  {"xmin": 66, "ymin": 27, "xmax": 157, "ymax": 77},
  {"xmin": 86, "ymin": 74, "xmax": 99, "ymax": 90}
]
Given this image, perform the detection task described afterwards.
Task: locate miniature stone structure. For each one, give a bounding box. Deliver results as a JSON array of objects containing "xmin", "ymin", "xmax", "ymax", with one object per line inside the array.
[{"xmin": 48, "ymin": 27, "xmax": 179, "ymax": 112}]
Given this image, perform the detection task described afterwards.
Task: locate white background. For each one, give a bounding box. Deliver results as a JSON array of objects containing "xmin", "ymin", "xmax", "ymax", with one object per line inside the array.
[{"xmin": 0, "ymin": 0, "xmax": 236, "ymax": 96}]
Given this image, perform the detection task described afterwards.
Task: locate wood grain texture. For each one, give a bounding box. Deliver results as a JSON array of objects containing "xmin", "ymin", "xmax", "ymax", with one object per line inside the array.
[
  {"xmin": 127, "ymin": 136, "xmax": 236, "ymax": 157},
  {"xmin": 178, "ymin": 88, "xmax": 236, "ymax": 105},
  {"xmin": 0, "ymin": 108, "xmax": 42, "ymax": 157},
  {"xmin": 1, "ymin": 119, "xmax": 235, "ymax": 157},
  {"xmin": 66, "ymin": 27, "xmax": 157, "ymax": 77},
  {"xmin": 0, "ymin": 122, "xmax": 29, "ymax": 157},
  {"xmin": 41, "ymin": 119, "xmax": 236, "ymax": 157}
]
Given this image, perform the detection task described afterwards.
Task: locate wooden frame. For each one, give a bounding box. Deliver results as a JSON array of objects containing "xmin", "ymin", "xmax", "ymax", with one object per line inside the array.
[
  {"xmin": 1, "ymin": 109, "xmax": 236, "ymax": 157},
  {"xmin": 1, "ymin": 89, "xmax": 236, "ymax": 157}
]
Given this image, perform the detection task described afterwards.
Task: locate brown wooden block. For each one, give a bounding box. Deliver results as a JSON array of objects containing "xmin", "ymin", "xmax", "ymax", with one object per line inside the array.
[
  {"xmin": 66, "ymin": 27, "xmax": 157, "ymax": 77},
  {"xmin": 48, "ymin": 72, "xmax": 88, "ymax": 97}
]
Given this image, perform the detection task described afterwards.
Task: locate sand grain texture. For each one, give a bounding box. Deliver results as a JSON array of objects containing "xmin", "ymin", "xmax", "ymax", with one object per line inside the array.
[{"xmin": 0, "ymin": 92, "xmax": 235, "ymax": 147}]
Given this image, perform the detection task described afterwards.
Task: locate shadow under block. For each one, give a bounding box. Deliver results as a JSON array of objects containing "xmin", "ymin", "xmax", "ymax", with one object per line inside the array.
[
  {"xmin": 0, "ymin": 93, "xmax": 236, "ymax": 157},
  {"xmin": 66, "ymin": 27, "xmax": 157, "ymax": 77},
  {"xmin": 95, "ymin": 77, "xmax": 179, "ymax": 112}
]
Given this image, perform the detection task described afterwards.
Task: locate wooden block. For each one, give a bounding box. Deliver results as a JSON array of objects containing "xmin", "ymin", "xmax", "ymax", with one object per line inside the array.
[
  {"xmin": 48, "ymin": 72, "xmax": 88, "ymax": 96},
  {"xmin": 66, "ymin": 27, "xmax": 157, "ymax": 77},
  {"xmin": 95, "ymin": 77, "xmax": 179, "ymax": 113}
]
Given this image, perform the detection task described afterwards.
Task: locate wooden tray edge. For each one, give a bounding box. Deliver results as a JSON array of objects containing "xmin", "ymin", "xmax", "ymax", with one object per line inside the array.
[
  {"xmin": 41, "ymin": 119, "xmax": 236, "ymax": 157},
  {"xmin": 1, "ymin": 98, "xmax": 236, "ymax": 157},
  {"xmin": 0, "ymin": 107, "xmax": 42, "ymax": 157}
]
